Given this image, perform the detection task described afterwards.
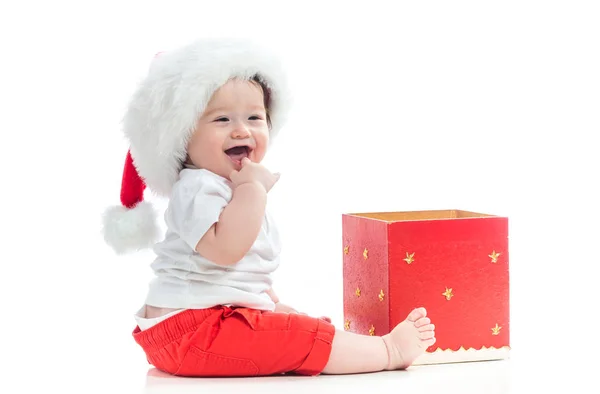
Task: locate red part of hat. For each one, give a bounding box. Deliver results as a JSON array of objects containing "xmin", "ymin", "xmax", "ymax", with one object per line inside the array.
[{"xmin": 120, "ymin": 150, "xmax": 146, "ymax": 208}]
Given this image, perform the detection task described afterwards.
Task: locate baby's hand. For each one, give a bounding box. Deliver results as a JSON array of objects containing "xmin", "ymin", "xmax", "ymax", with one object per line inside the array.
[
  {"xmin": 274, "ymin": 302, "xmax": 299, "ymax": 314},
  {"xmin": 230, "ymin": 157, "xmax": 280, "ymax": 192},
  {"xmin": 274, "ymin": 302, "xmax": 332, "ymax": 323}
]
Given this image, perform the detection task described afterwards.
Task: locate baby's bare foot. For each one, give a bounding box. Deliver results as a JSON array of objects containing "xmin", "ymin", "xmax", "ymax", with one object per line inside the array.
[{"xmin": 382, "ymin": 307, "xmax": 436, "ymax": 370}]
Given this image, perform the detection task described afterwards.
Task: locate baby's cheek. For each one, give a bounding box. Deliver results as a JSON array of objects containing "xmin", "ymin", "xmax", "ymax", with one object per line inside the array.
[
  {"xmin": 253, "ymin": 146, "xmax": 267, "ymax": 163},
  {"xmin": 254, "ymin": 132, "xmax": 270, "ymax": 161},
  {"xmin": 188, "ymin": 138, "xmax": 223, "ymax": 169}
]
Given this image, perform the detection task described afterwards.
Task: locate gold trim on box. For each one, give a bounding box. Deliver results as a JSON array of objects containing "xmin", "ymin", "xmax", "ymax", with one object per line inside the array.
[
  {"xmin": 428, "ymin": 345, "xmax": 511, "ymax": 353},
  {"xmin": 414, "ymin": 345, "xmax": 511, "ymax": 365}
]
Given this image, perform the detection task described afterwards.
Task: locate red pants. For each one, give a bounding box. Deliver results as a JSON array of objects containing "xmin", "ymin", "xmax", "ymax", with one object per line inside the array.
[{"xmin": 132, "ymin": 306, "xmax": 336, "ymax": 377}]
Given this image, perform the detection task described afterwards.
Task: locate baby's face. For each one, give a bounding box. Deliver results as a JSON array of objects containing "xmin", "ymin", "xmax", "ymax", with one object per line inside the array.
[{"xmin": 187, "ymin": 78, "xmax": 269, "ymax": 179}]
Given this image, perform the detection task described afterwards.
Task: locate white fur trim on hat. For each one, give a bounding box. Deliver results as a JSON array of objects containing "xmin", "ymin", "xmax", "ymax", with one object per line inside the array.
[{"xmin": 122, "ymin": 38, "xmax": 292, "ymax": 197}]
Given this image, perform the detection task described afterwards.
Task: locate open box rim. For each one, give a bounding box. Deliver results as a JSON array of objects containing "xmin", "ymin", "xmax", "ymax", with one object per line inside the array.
[{"xmin": 343, "ymin": 209, "xmax": 508, "ymax": 223}]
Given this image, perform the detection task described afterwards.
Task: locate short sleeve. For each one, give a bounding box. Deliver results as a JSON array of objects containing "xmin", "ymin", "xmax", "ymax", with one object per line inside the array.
[{"xmin": 165, "ymin": 170, "xmax": 232, "ymax": 251}]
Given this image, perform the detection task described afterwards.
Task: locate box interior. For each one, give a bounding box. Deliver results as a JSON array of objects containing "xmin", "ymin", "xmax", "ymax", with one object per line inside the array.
[{"xmin": 347, "ymin": 209, "xmax": 496, "ymax": 222}]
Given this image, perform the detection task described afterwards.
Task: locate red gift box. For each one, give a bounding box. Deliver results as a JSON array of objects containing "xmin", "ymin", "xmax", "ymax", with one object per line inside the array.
[{"xmin": 342, "ymin": 209, "xmax": 510, "ymax": 364}]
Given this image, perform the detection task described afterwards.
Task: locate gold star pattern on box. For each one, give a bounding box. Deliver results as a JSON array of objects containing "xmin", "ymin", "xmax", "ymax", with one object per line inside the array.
[
  {"xmin": 442, "ymin": 287, "xmax": 454, "ymax": 300},
  {"xmin": 344, "ymin": 239, "xmax": 507, "ymax": 347},
  {"xmin": 489, "ymin": 250, "xmax": 500, "ymax": 263},
  {"xmin": 491, "ymin": 323, "xmax": 501, "ymax": 335}
]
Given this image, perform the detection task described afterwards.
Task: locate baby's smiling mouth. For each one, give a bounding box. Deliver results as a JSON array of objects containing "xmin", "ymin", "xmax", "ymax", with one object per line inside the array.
[{"xmin": 225, "ymin": 145, "xmax": 252, "ymax": 163}]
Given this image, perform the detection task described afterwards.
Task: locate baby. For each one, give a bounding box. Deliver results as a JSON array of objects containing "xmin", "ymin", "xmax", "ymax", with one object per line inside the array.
[{"xmin": 103, "ymin": 38, "xmax": 435, "ymax": 377}]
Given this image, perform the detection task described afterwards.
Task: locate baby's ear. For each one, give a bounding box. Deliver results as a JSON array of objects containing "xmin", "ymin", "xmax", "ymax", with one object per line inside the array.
[{"xmin": 182, "ymin": 154, "xmax": 196, "ymax": 169}]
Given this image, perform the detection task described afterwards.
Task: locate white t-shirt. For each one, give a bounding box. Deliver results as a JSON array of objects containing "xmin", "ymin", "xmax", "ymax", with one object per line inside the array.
[{"xmin": 142, "ymin": 168, "xmax": 281, "ymax": 313}]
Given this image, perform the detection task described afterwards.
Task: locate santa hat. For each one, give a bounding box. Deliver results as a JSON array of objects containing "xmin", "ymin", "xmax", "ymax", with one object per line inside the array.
[{"xmin": 102, "ymin": 38, "xmax": 291, "ymax": 254}]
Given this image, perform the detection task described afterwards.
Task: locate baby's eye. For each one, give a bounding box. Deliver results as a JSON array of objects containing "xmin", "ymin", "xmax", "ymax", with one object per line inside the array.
[
  {"xmin": 249, "ymin": 115, "xmax": 262, "ymax": 121},
  {"xmin": 215, "ymin": 117, "xmax": 229, "ymax": 122}
]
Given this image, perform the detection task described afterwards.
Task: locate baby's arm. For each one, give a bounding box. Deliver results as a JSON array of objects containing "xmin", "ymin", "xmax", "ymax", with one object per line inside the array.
[
  {"xmin": 195, "ymin": 182, "xmax": 267, "ymax": 266},
  {"xmin": 266, "ymin": 288, "xmax": 280, "ymax": 304},
  {"xmin": 195, "ymin": 158, "xmax": 279, "ymax": 266}
]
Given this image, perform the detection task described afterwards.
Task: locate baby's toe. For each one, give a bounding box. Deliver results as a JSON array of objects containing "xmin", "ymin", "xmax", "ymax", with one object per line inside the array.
[
  {"xmin": 415, "ymin": 317, "xmax": 431, "ymax": 328},
  {"xmin": 407, "ymin": 307, "xmax": 427, "ymax": 322},
  {"xmin": 418, "ymin": 323, "xmax": 435, "ymax": 332},
  {"xmin": 420, "ymin": 330, "xmax": 435, "ymax": 340},
  {"xmin": 420, "ymin": 337, "xmax": 436, "ymax": 348}
]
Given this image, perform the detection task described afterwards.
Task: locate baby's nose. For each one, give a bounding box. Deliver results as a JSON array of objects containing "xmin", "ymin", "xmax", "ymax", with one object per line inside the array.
[{"xmin": 232, "ymin": 125, "xmax": 251, "ymax": 138}]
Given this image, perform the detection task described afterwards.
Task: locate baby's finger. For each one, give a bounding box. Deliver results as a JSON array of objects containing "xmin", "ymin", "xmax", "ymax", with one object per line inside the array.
[{"xmin": 241, "ymin": 157, "xmax": 252, "ymax": 166}]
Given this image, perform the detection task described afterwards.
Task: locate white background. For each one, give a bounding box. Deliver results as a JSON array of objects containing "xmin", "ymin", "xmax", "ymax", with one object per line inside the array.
[{"xmin": 1, "ymin": 1, "xmax": 599, "ymax": 393}]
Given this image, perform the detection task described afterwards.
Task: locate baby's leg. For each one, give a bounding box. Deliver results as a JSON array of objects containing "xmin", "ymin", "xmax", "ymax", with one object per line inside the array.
[{"xmin": 323, "ymin": 308, "xmax": 435, "ymax": 374}]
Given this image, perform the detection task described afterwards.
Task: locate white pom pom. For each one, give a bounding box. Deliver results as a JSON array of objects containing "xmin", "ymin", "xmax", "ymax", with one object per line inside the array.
[{"xmin": 102, "ymin": 201, "xmax": 162, "ymax": 254}]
